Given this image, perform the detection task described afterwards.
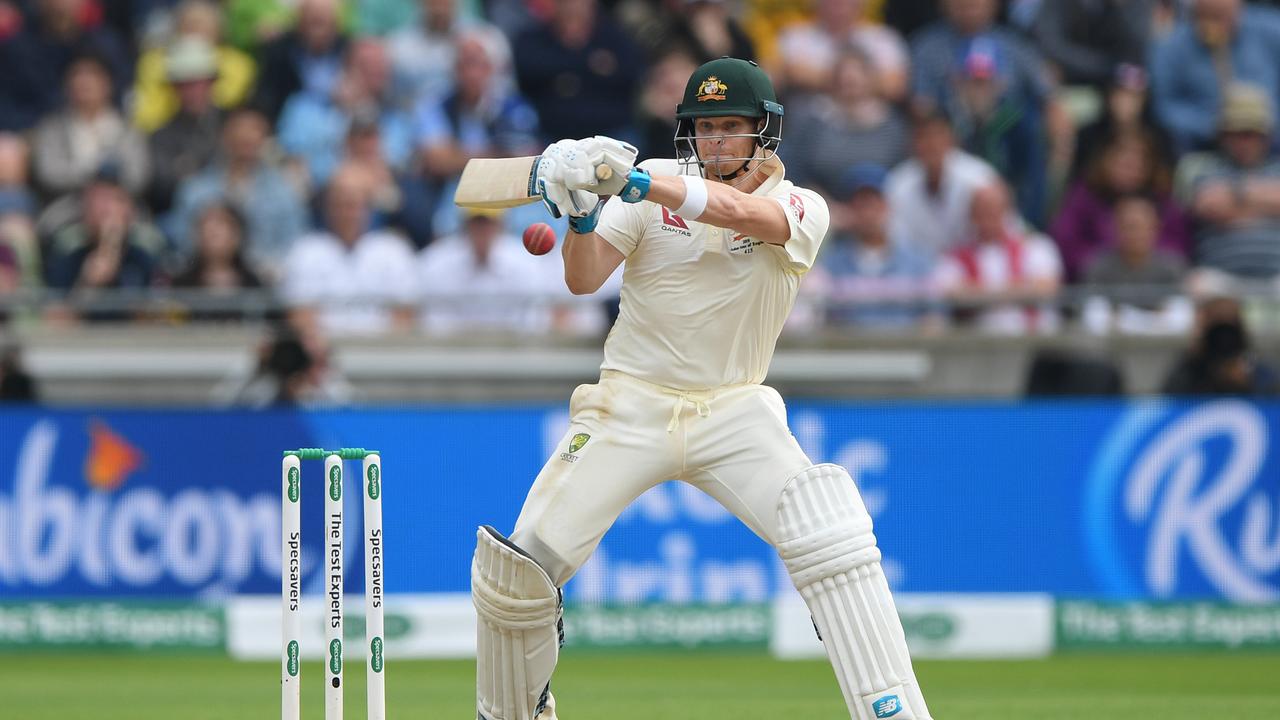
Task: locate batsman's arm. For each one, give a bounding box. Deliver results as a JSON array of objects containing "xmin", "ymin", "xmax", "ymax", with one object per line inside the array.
[
  {"xmin": 562, "ymin": 228, "xmax": 624, "ymax": 295},
  {"xmin": 643, "ymin": 174, "xmax": 791, "ymax": 246}
]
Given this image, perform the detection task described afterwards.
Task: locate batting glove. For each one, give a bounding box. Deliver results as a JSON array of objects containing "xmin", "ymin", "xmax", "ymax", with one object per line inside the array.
[
  {"xmin": 562, "ymin": 136, "xmax": 640, "ymax": 197},
  {"xmin": 537, "ymin": 178, "xmax": 604, "ymax": 233}
]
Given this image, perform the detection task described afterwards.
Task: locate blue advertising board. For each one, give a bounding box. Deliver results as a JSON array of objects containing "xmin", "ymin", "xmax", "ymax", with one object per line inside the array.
[{"xmin": 0, "ymin": 399, "xmax": 1276, "ymax": 603}]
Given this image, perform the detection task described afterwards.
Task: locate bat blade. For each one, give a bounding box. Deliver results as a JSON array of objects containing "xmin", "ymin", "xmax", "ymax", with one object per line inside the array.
[
  {"xmin": 454, "ymin": 156, "xmax": 542, "ymax": 209},
  {"xmin": 453, "ymin": 158, "xmax": 615, "ymax": 209}
]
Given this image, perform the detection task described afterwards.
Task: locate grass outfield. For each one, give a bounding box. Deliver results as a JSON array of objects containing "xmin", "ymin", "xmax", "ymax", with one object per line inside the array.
[{"xmin": 1, "ymin": 652, "xmax": 1277, "ymax": 718}]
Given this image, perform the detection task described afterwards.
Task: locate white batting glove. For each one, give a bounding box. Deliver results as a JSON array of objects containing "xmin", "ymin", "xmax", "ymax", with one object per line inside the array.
[
  {"xmin": 537, "ymin": 177, "xmax": 605, "ymax": 233},
  {"xmin": 562, "ymin": 136, "xmax": 638, "ymax": 195},
  {"xmin": 538, "ymin": 179, "xmax": 597, "ymax": 217},
  {"xmin": 536, "ymin": 138, "xmax": 593, "ymax": 189}
]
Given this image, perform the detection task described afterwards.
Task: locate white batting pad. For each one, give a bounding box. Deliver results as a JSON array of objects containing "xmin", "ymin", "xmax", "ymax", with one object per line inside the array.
[
  {"xmin": 775, "ymin": 464, "xmax": 931, "ymax": 720},
  {"xmin": 472, "ymin": 526, "xmax": 562, "ymax": 720}
]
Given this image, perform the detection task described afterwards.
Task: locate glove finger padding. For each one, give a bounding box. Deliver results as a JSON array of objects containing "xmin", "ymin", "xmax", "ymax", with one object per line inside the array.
[
  {"xmin": 562, "ymin": 136, "xmax": 637, "ymax": 195},
  {"xmin": 535, "ymin": 139, "xmax": 581, "ymax": 188},
  {"xmin": 538, "ymin": 179, "xmax": 599, "ymax": 218}
]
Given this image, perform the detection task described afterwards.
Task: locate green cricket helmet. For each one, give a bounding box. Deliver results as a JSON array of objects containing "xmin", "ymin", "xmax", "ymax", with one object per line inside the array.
[{"xmin": 674, "ymin": 57, "xmax": 784, "ymax": 168}]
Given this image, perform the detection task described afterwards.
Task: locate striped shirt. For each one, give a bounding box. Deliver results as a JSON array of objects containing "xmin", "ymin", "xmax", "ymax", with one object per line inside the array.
[{"xmin": 1186, "ymin": 155, "xmax": 1280, "ymax": 278}]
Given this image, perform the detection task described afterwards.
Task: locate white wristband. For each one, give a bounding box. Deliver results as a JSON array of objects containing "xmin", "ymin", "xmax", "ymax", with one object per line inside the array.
[{"xmin": 676, "ymin": 175, "xmax": 708, "ymax": 220}]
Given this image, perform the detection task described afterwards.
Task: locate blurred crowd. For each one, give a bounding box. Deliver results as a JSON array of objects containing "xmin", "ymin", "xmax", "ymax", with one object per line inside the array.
[{"xmin": 0, "ymin": 0, "xmax": 1279, "ymax": 348}]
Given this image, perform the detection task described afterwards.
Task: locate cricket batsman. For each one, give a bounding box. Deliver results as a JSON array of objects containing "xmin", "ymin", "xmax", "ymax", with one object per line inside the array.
[{"xmin": 471, "ymin": 57, "xmax": 932, "ymax": 720}]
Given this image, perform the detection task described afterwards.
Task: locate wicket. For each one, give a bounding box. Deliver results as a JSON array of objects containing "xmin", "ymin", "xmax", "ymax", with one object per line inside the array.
[{"xmin": 281, "ymin": 448, "xmax": 385, "ymax": 720}]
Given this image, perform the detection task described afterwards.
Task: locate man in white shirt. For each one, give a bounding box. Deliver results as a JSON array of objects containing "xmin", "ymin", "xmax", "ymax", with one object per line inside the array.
[
  {"xmin": 470, "ymin": 58, "xmax": 933, "ymax": 720},
  {"xmin": 282, "ymin": 165, "xmax": 418, "ymax": 336},
  {"xmin": 886, "ymin": 111, "xmax": 997, "ymax": 259},
  {"xmin": 933, "ymin": 181, "xmax": 1063, "ymax": 334},
  {"xmin": 418, "ymin": 207, "xmax": 549, "ymax": 335}
]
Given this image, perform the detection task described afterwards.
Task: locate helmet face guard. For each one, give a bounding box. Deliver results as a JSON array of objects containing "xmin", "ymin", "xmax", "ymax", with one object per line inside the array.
[
  {"xmin": 674, "ymin": 102, "xmax": 784, "ymax": 179},
  {"xmin": 673, "ymin": 58, "xmax": 785, "ymax": 181}
]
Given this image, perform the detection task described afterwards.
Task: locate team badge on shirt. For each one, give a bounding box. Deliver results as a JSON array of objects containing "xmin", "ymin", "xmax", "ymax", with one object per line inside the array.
[
  {"xmin": 560, "ymin": 433, "xmax": 591, "ymax": 463},
  {"xmin": 696, "ymin": 76, "xmax": 728, "ymax": 102}
]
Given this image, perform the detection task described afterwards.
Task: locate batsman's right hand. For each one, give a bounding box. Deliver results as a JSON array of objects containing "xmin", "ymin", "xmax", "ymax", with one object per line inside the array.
[{"xmin": 537, "ymin": 178, "xmax": 599, "ymax": 219}]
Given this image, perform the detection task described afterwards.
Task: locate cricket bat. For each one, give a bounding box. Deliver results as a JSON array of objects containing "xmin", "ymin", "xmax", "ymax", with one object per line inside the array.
[{"xmin": 454, "ymin": 156, "xmax": 612, "ymax": 209}]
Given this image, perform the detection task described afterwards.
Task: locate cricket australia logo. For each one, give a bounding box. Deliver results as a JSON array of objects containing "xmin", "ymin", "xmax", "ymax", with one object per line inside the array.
[
  {"xmin": 1087, "ymin": 400, "xmax": 1280, "ymax": 602},
  {"xmin": 560, "ymin": 433, "xmax": 591, "ymax": 463},
  {"xmin": 696, "ymin": 76, "xmax": 728, "ymax": 102}
]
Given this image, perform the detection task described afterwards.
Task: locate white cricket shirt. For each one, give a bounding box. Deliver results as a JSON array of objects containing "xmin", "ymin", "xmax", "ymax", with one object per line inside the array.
[
  {"xmin": 282, "ymin": 230, "xmax": 419, "ymax": 335},
  {"xmin": 594, "ymin": 158, "xmax": 829, "ymax": 390}
]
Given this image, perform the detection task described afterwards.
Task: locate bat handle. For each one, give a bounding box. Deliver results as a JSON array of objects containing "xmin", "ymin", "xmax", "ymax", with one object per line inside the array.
[{"xmin": 596, "ymin": 165, "xmax": 613, "ymax": 180}]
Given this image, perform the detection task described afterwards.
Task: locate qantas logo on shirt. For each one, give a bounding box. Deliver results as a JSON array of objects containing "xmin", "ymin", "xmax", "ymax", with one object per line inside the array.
[
  {"xmin": 660, "ymin": 208, "xmax": 692, "ymax": 236},
  {"xmin": 788, "ymin": 194, "xmax": 806, "ymax": 223}
]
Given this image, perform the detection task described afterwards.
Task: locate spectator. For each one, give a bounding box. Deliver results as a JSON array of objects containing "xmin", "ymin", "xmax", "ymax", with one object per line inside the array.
[
  {"xmin": 44, "ymin": 168, "xmax": 164, "ymax": 319},
  {"xmin": 278, "ymin": 37, "xmax": 413, "ymax": 189},
  {"xmin": 387, "ymin": 0, "xmax": 508, "ymax": 107},
  {"xmin": 819, "ymin": 164, "xmax": 934, "ymax": 330},
  {"xmin": 1162, "ymin": 295, "xmax": 1278, "ymax": 395},
  {"xmin": 934, "ymin": 181, "xmax": 1064, "ymax": 334},
  {"xmin": 131, "ymin": 0, "xmax": 256, "ymax": 133},
  {"xmin": 0, "ymin": 133, "xmax": 36, "ymax": 223},
  {"xmin": 1072, "ymin": 63, "xmax": 1175, "ymax": 178},
  {"xmin": 911, "ymin": 0, "xmax": 1052, "ymax": 117},
  {"xmin": 166, "ymin": 107, "xmax": 307, "ymax": 271},
  {"xmin": 886, "ymin": 111, "xmax": 997, "ymax": 259},
  {"xmin": 343, "ymin": 109, "xmax": 434, "ymax": 248},
  {"xmin": 0, "ymin": 134, "xmax": 40, "ymax": 297},
  {"xmin": 146, "ymin": 36, "xmax": 225, "ymax": 214},
  {"xmin": 251, "ymin": 0, "xmax": 349, "ymax": 124},
  {"xmin": 0, "ymin": 213, "xmax": 35, "ymax": 300},
  {"xmin": 1178, "ymin": 83, "xmax": 1280, "ymax": 279},
  {"xmin": 281, "ymin": 164, "xmax": 418, "ymax": 336},
  {"xmin": 931, "ymin": 24, "xmax": 1051, "ymax": 225},
  {"xmin": 1149, "ymin": 0, "xmax": 1280, "ymax": 154},
  {"xmin": 776, "ymin": 0, "xmax": 908, "ymax": 102},
  {"xmin": 638, "ymin": 0, "xmax": 756, "ymax": 66},
  {"xmin": 635, "ymin": 48, "xmax": 699, "ymax": 161},
  {"xmin": 216, "ymin": 323, "xmax": 354, "ymax": 407},
  {"xmin": 781, "ymin": 47, "xmax": 909, "ymax": 197},
  {"xmin": 168, "ymin": 201, "xmax": 265, "ymax": 319},
  {"xmin": 1081, "ymin": 194, "xmax": 1192, "ymax": 335},
  {"xmin": 0, "ymin": 346, "xmax": 37, "ymax": 402},
  {"xmin": 31, "ymin": 52, "xmax": 149, "ymax": 199},
  {"xmin": 513, "ymin": 0, "xmax": 645, "ymax": 143},
  {"xmin": 0, "ymin": 0, "xmax": 131, "ymax": 131},
  {"xmin": 417, "ymin": 30, "xmax": 540, "ymax": 236},
  {"xmin": 1052, "ymin": 131, "xmax": 1189, "ymax": 281},
  {"xmin": 1031, "ymin": 0, "xmax": 1158, "ymax": 87},
  {"xmin": 417, "ymin": 207, "xmax": 550, "ymax": 335}
]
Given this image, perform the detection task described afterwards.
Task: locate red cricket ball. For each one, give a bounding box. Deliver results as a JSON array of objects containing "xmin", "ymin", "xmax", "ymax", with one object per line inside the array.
[{"xmin": 522, "ymin": 222, "xmax": 557, "ymax": 256}]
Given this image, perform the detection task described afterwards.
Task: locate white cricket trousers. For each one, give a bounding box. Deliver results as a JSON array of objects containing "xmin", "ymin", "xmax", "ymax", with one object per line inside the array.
[{"xmin": 510, "ymin": 370, "xmax": 815, "ymax": 586}]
